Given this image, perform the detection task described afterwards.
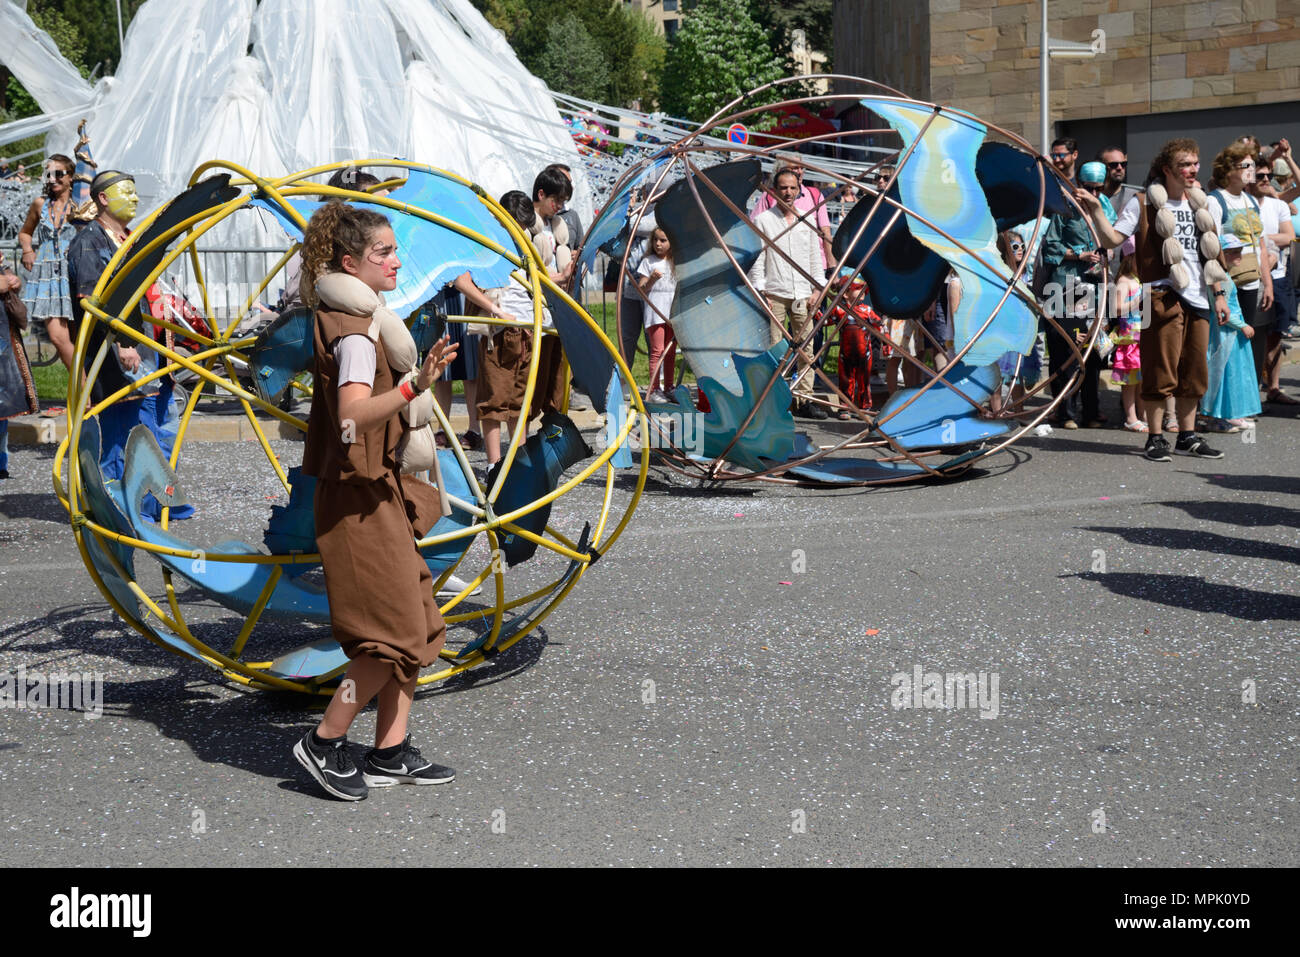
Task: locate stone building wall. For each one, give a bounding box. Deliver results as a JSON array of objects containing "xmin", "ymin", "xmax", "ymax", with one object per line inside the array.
[{"xmin": 925, "ymin": 0, "xmax": 1300, "ymax": 146}]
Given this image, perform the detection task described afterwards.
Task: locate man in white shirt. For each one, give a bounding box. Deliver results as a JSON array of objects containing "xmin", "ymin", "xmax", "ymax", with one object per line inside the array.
[
  {"xmin": 1076, "ymin": 138, "xmax": 1231, "ymax": 462},
  {"xmin": 1250, "ymin": 174, "xmax": 1299, "ymax": 404},
  {"xmin": 749, "ymin": 168, "xmax": 827, "ymax": 418}
]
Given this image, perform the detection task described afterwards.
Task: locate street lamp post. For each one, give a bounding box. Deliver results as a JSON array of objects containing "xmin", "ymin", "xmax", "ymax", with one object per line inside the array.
[{"xmin": 1040, "ymin": 0, "xmax": 1103, "ymax": 154}]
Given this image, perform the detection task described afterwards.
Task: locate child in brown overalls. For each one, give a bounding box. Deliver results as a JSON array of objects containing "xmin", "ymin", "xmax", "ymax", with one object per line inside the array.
[
  {"xmin": 476, "ymin": 190, "xmax": 567, "ymax": 466},
  {"xmin": 292, "ymin": 201, "xmax": 460, "ymax": 801}
]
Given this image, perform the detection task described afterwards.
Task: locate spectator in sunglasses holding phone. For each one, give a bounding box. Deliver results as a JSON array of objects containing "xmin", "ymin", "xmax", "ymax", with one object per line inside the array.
[{"xmin": 18, "ymin": 154, "xmax": 79, "ymax": 375}]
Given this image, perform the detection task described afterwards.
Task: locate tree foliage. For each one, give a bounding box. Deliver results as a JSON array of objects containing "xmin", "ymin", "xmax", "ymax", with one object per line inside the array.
[
  {"xmin": 510, "ymin": 1, "xmax": 666, "ymax": 110},
  {"xmin": 534, "ymin": 13, "xmax": 611, "ymax": 102},
  {"xmin": 467, "ymin": 0, "xmax": 531, "ymax": 41},
  {"xmin": 659, "ymin": 0, "xmax": 784, "ymax": 124}
]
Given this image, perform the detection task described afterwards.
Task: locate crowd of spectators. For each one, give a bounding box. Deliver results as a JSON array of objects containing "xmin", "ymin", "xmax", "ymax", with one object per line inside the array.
[{"xmin": 726, "ymin": 135, "xmax": 1300, "ymax": 463}]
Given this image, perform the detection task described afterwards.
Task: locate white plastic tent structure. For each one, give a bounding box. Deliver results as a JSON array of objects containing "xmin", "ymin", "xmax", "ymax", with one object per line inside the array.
[{"xmin": 0, "ymin": 0, "xmax": 590, "ymax": 224}]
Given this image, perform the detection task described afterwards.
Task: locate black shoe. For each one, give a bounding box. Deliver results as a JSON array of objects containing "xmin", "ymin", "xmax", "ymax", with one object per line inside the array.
[
  {"xmin": 0, "ymin": 469, "xmax": 8, "ymax": 480},
  {"xmin": 798, "ymin": 401, "xmax": 828, "ymax": 420},
  {"xmin": 362, "ymin": 735, "xmax": 456, "ymax": 787},
  {"xmin": 293, "ymin": 731, "xmax": 368, "ymax": 801},
  {"xmin": 1143, "ymin": 435, "xmax": 1172, "ymax": 462},
  {"xmin": 1174, "ymin": 433, "xmax": 1224, "ymax": 459}
]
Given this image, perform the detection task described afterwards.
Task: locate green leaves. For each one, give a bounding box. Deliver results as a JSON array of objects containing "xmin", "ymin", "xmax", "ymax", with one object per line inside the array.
[
  {"xmin": 535, "ymin": 14, "xmax": 611, "ymax": 102},
  {"xmin": 660, "ymin": 0, "xmax": 784, "ymax": 123}
]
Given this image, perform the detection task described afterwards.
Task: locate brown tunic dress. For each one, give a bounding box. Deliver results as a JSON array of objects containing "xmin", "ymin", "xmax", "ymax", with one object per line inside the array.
[{"xmin": 302, "ymin": 307, "xmax": 447, "ymax": 683}]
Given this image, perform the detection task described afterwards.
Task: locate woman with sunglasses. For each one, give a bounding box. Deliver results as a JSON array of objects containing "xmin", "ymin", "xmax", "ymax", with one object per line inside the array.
[
  {"xmin": 18, "ymin": 154, "xmax": 78, "ymax": 374},
  {"xmin": 1208, "ymin": 142, "xmax": 1274, "ymax": 388}
]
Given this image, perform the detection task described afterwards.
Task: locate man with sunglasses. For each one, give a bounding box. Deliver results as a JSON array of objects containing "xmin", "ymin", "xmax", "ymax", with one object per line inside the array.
[
  {"xmin": 1098, "ymin": 148, "xmax": 1141, "ymax": 212},
  {"xmin": 1049, "ymin": 138, "xmax": 1079, "ymax": 182}
]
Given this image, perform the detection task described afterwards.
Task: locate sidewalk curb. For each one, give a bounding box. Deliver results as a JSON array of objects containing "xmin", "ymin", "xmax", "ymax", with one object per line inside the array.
[{"xmin": 5, "ymin": 406, "xmax": 609, "ymax": 447}]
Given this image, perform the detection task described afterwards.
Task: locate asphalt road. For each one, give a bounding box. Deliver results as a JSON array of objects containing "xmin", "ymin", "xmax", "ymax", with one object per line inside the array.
[{"xmin": 1, "ymin": 381, "xmax": 1297, "ymax": 867}]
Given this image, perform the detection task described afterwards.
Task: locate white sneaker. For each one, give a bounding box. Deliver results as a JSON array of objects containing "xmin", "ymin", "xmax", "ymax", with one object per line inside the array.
[{"xmin": 437, "ymin": 573, "xmax": 482, "ymax": 598}]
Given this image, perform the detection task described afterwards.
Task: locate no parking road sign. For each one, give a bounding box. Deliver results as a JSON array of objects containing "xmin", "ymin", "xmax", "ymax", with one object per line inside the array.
[{"xmin": 727, "ymin": 123, "xmax": 748, "ymax": 145}]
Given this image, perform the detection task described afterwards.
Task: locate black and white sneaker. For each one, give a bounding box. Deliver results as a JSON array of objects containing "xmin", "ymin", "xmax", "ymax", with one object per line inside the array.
[
  {"xmin": 362, "ymin": 735, "xmax": 456, "ymax": 787},
  {"xmin": 293, "ymin": 730, "xmax": 368, "ymax": 801},
  {"xmin": 1174, "ymin": 433, "xmax": 1225, "ymax": 459},
  {"xmin": 1143, "ymin": 435, "xmax": 1172, "ymax": 462}
]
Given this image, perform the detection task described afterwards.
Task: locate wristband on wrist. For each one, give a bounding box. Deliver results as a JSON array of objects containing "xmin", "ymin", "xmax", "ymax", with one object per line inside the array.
[{"xmin": 399, "ymin": 378, "xmax": 421, "ymax": 402}]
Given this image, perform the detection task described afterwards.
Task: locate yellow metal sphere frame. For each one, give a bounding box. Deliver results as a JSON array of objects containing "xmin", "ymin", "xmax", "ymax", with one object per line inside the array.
[{"xmin": 53, "ymin": 159, "xmax": 649, "ymax": 694}]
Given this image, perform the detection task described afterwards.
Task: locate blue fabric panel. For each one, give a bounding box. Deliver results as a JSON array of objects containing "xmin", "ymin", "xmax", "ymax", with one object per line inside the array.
[
  {"xmin": 975, "ymin": 142, "xmax": 1070, "ymax": 230},
  {"xmin": 831, "ymin": 185, "xmax": 948, "ymax": 319},
  {"xmin": 652, "ymin": 160, "xmax": 769, "ymax": 395},
  {"xmin": 873, "ymin": 361, "xmax": 1011, "ymax": 449},
  {"xmin": 653, "ymin": 344, "xmax": 794, "ymax": 471},
  {"xmin": 252, "ymin": 167, "xmax": 517, "ymax": 317},
  {"xmin": 543, "ymin": 286, "xmax": 614, "ymax": 416},
  {"xmin": 604, "ymin": 372, "xmax": 633, "ymax": 469},
  {"xmin": 266, "ymin": 637, "xmax": 350, "ymax": 682},
  {"xmin": 484, "ymin": 412, "xmax": 590, "ymax": 567},
  {"xmin": 858, "ymin": 97, "xmax": 1037, "ymax": 366},
  {"xmin": 249, "ymin": 306, "xmax": 313, "ymax": 404}
]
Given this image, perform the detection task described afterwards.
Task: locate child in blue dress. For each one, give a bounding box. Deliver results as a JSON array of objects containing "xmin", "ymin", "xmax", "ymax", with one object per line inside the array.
[{"xmin": 1201, "ymin": 235, "xmax": 1262, "ymax": 430}]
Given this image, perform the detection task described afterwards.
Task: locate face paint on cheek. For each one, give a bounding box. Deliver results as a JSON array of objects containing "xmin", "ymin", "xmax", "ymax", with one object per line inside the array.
[{"xmin": 105, "ymin": 181, "xmax": 140, "ymax": 222}]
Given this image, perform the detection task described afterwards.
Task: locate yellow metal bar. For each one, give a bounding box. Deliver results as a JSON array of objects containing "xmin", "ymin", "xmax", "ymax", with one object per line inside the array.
[
  {"xmin": 222, "ymin": 354, "xmax": 291, "ymax": 493},
  {"xmin": 229, "ymin": 564, "xmax": 283, "ymax": 658}
]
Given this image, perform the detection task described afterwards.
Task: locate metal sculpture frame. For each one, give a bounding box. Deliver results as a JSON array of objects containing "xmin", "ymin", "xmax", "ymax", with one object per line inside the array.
[{"xmin": 599, "ymin": 76, "xmax": 1105, "ymax": 487}]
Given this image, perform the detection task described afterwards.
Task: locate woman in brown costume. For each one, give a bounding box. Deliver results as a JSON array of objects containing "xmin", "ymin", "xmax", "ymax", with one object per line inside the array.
[{"xmin": 292, "ymin": 201, "xmax": 460, "ymax": 801}]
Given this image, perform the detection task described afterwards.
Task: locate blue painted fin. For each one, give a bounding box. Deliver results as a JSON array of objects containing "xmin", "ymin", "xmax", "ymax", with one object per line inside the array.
[
  {"xmin": 486, "ymin": 412, "xmax": 591, "ymax": 567},
  {"xmin": 249, "ymin": 306, "xmax": 313, "ymax": 404},
  {"xmin": 874, "ymin": 361, "xmax": 1011, "ymax": 449},
  {"xmin": 454, "ymin": 523, "xmax": 592, "ymax": 661}
]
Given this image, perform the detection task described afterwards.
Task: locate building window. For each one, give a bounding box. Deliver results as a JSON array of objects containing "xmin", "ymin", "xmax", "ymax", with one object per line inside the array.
[
  {"xmin": 664, "ymin": 0, "xmax": 677, "ymax": 11},
  {"xmin": 665, "ymin": 18, "xmax": 679, "ymax": 38}
]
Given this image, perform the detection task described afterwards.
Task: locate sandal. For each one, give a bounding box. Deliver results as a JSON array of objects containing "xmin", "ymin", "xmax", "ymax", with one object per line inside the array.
[
  {"xmin": 1266, "ymin": 389, "xmax": 1300, "ymax": 405},
  {"xmin": 1122, "ymin": 420, "xmax": 1148, "ymax": 432},
  {"xmin": 1163, "ymin": 414, "xmax": 1179, "ymax": 433},
  {"xmin": 836, "ymin": 410, "xmax": 852, "ymax": 420},
  {"xmin": 460, "ymin": 429, "xmax": 483, "ymax": 451}
]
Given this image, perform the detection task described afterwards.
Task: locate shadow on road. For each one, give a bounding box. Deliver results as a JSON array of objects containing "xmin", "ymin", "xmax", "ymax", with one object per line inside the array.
[
  {"xmin": 1067, "ymin": 571, "xmax": 1300, "ymax": 620},
  {"xmin": 0, "ymin": 492, "xmax": 69, "ymax": 524},
  {"xmin": 1194, "ymin": 473, "xmax": 1300, "ymax": 496},
  {"xmin": 1155, "ymin": 499, "xmax": 1300, "ymax": 528},
  {"xmin": 0, "ymin": 598, "xmax": 550, "ymax": 792},
  {"xmin": 1080, "ymin": 525, "xmax": 1300, "ymax": 566}
]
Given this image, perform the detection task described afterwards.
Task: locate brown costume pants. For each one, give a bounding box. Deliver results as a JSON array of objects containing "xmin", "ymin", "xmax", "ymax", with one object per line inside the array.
[
  {"xmin": 477, "ymin": 328, "xmax": 567, "ymax": 423},
  {"xmin": 1139, "ymin": 287, "xmax": 1209, "ymax": 403}
]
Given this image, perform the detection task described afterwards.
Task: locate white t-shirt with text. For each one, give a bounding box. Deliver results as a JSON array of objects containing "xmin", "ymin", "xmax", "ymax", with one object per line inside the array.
[{"xmin": 1114, "ymin": 195, "xmax": 1208, "ymax": 311}]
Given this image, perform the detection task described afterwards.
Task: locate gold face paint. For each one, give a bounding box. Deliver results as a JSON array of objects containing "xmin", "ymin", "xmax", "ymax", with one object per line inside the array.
[{"xmin": 104, "ymin": 179, "xmax": 139, "ymax": 223}]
